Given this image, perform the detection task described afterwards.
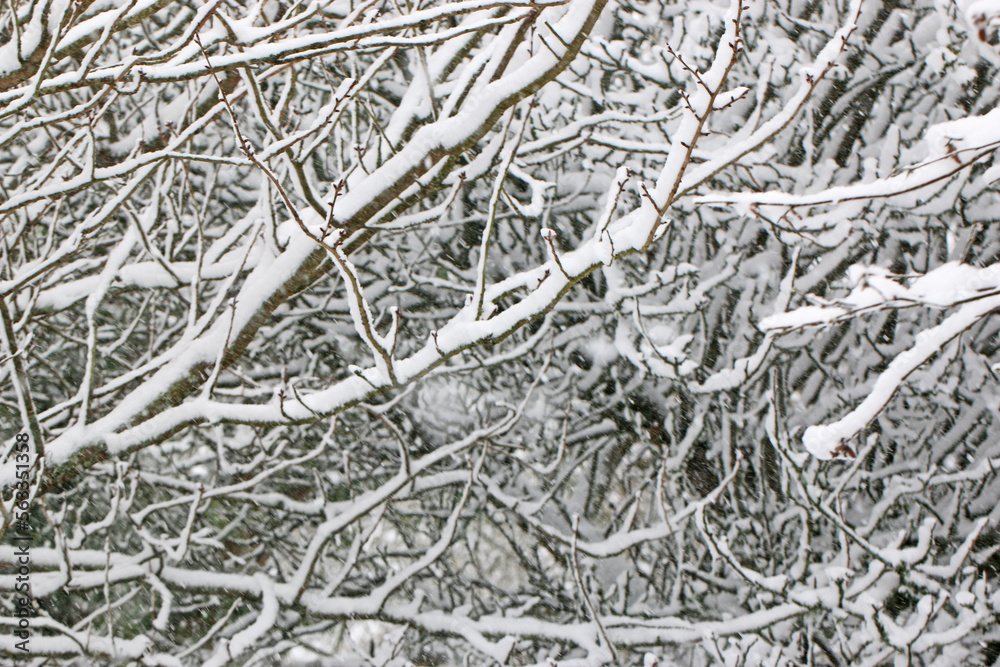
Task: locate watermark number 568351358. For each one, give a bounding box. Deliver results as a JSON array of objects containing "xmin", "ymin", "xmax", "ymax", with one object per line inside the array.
[{"xmin": 11, "ymin": 432, "xmax": 33, "ymax": 653}]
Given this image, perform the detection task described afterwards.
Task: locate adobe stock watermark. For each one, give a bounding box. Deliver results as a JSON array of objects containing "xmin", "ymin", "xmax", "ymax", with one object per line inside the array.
[{"xmin": 10, "ymin": 431, "xmax": 33, "ymax": 653}]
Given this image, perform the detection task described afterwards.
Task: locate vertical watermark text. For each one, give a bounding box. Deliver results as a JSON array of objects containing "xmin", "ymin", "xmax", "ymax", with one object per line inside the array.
[{"xmin": 11, "ymin": 432, "xmax": 32, "ymax": 652}]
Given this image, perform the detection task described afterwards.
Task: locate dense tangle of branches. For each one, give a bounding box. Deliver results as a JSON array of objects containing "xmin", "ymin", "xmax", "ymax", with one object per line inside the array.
[{"xmin": 2, "ymin": 0, "xmax": 1000, "ymax": 664}]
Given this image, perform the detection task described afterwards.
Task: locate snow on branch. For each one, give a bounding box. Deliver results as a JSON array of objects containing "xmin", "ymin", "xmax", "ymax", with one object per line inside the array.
[{"xmin": 2, "ymin": 0, "xmax": 999, "ymax": 663}]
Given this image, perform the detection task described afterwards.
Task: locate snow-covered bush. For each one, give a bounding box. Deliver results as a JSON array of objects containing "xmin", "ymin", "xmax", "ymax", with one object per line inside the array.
[{"xmin": 2, "ymin": 0, "xmax": 1000, "ymax": 664}]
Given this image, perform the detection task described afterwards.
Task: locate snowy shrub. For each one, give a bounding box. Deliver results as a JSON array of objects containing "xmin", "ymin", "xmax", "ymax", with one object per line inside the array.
[{"xmin": 2, "ymin": 0, "xmax": 1000, "ymax": 664}]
